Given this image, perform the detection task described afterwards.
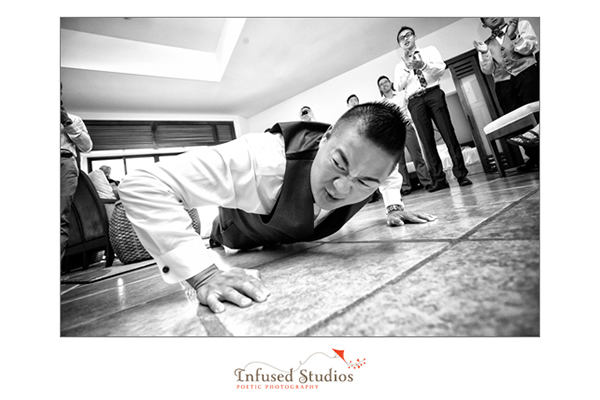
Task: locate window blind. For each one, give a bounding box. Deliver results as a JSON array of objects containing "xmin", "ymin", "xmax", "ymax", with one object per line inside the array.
[{"xmin": 85, "ymin": 120, "xmax": 235, "ymax": 151}]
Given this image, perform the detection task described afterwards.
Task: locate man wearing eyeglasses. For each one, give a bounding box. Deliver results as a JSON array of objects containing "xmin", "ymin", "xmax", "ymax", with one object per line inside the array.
[{"xmin": 393, "ymin": 26, "xmax": 471, "ymax": 192}]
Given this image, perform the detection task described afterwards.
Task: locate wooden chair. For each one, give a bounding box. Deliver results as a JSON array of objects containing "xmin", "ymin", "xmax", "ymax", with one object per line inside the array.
[
  {"xmin": 61, "ymin": 172, "xmax": 116, "ymax": 273},
  {"xmin": 483, "ymin": 101, "xmax": 539, "ymax": 177}
]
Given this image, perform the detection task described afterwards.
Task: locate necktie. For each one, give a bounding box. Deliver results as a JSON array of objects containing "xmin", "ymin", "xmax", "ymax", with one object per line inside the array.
[
  {"xmin": 411, "ymin": 52, "xmax": 427, "ymax": 88},
  {"xmin": 491, "ymin": 24, "xmax": 507, "ymax": 39},
  {"xmin": 414, "ymin": 68, "xmax": 427, "ymax": 88}
]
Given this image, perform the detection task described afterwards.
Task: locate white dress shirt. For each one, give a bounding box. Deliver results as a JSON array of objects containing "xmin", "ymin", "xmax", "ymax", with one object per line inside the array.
[
  {"xmin": 60, "ymin": 114, "xmax": 93, "ymax": 155},
  {"xmin": 381, "ymin": 92, "xmax": 412, "ymax": 122},
  {"xmin": 119, "ymin": 132, "xmax": 404, "ymax": 284},
  {"xmin": 393, "ymin": 46, "xmax": 447, "ymax": 98},
  {"xmin": 477, "ymin": 20, "xmax": 539, "ymax": 81}
]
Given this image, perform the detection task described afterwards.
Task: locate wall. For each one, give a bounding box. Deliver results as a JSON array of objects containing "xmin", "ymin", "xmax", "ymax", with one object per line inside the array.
[{"xmin": 247, "ymin": 17, "xmax": 540, "ymax": 134}]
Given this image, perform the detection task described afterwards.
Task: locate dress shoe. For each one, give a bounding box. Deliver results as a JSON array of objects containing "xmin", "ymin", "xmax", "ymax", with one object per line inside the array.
[
  {"xmin": 457, "ymin": 177, "xmax": 472, "ymax": 187},
  {"xmin": 426, "ymin": 179, "xmax": 450, "ymax": 192},
  {"xmin": 517, "ymin": 160, "xmax": 539, "ymax": 172},
  {"xmin": 401, "ymin": 188, "xmax": 412, "ymax": 196}
]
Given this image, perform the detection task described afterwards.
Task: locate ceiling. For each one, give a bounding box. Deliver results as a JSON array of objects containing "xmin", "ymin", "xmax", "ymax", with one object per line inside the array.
[{"xmin": 60, "ymin": 17, "xmax": 462, "ymax": 119}]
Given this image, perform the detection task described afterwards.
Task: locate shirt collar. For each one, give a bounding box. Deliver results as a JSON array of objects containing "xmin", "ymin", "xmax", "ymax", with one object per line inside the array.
[{"xmin": 490, "ymin": 23, "xmax": 508, "ymax": 39}]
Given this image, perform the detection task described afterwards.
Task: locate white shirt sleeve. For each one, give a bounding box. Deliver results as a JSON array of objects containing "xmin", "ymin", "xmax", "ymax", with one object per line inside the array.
[
  {"xmin": 512, "ymin": 20, "xmax": 538, "ymax": 56},
  {"xmin": 118, "ymin": 132, "xmax": 286, "ymax": 284},
  {"xmin": 62, "ymin": 114, "xmax": 93, "ymax": 153},
  {"xmin": 420, "ymin": 46, "xmax": 447, "ymax": 84},
  {"xmin": 393, "ymin": 60, "xmax": 410, "ymax": 92},
  {"xmin": 380, "ymin": 168, "xmax": 404, "ymax": 209}
]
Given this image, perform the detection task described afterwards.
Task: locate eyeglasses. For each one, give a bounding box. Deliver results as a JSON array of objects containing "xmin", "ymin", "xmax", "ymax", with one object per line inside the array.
[
  {"xmin": 398, "ymin": 32, "xmax": 414, "ymax": 42},
  {"xmin": 301, "ymin": 109, "xmax": 310, "ymax": 116}
]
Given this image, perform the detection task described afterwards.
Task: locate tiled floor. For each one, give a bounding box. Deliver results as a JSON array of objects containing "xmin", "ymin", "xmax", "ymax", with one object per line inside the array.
[{"xmin": 60, "ymin": 170, "xmax": 540, "ymax": 337}]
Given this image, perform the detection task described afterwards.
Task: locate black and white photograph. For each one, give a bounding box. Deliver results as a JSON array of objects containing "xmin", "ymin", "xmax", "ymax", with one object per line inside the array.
[
  {"xmin": 59, "ymin": 17, "xmax": 542, "ymax": 337},
  {"xmin": 5, "ymin": 4, "xmax": 597, "ymax": 399}
]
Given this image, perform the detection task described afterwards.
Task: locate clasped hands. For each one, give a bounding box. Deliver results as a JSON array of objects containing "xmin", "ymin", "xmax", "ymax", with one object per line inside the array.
[
  {"xmin": 405, "ymin": 57, "xmax": 425, "ymax": 71},
  {"xmin": 473, "ymin": 18, "xmax": 519, "ymax": 53}
]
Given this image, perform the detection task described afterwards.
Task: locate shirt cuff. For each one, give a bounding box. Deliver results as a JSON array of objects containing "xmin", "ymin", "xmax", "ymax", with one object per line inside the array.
[
  {"xmin": 154, "ymin": 237, "xmax": 216, "ymax": 284},
  {"xmin": 381, "ymin": 189, "xmax": 404, "ymax": 210}
]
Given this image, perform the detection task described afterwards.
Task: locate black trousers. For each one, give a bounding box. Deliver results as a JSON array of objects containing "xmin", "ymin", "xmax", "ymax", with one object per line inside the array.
[
  {"xmin": 408, "ymin": 86, "xmax": 468, "ymax": 182},
  {"xmin": 495, "ymin": 63, "xmax": 540, "ymax": 165},
  {"xmin": 60, "ymin": 156, "xmax": 79, "ymax": 259}
]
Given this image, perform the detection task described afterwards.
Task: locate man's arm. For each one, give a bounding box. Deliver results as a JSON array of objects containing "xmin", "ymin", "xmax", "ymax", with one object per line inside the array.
[
  {"xmin": 379, "ymin": 169, "xmax": 437, "ymax": 226},
  {"xmin": 119, "ymin": 135, "xmax": 278, "ymax": 312},
  {"xmin": 474, "ymin": 43, "xmax": 496, "ymax": 75},
  {"xmin": 512, "ymin": 19, "xmax": 538, "ymax": 56},
  {"xmin": 420, "ymin": 46, "xmax": 447, "ymax": 82},
  {"xmin": 63, "ymin": 114, "xmax": 93, "ymax": 153},
  {"xmin": 393, "ymin": 61, "xmax": 410, "ymax": 92}
]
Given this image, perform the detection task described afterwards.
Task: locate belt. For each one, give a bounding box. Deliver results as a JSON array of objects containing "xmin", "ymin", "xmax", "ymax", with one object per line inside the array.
[
  {"xmin": 408, "ymin": 85, "xmax": 440, "ymax": 101},
  {"xmin": 61, "ymin": 149, "xmax": 74, "ymax": 158}
]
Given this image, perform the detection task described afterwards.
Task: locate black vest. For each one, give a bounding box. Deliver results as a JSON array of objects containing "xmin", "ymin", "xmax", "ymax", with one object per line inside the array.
[{"xmin": 210, "ymin": 121, "xmax": 371, "ymax": 250}]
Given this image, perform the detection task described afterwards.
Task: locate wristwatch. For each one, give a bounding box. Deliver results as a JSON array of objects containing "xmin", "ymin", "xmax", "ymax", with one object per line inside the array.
[{"xmin": 386, "ymin": 203, "xmax": 405, "ymax": 215}]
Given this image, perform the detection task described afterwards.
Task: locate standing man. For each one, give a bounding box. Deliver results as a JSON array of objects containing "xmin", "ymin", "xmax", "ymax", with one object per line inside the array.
[
  {"xmin": 473, "ymin": 17, "xmax": 539, "ymax": 172},
  {"xmin": 394, "ymin": 26, "xmax": 471, "ymax": 192},
  {"xmin": 299, "ymin": 106, "xmax": 316, "ymax": 122},
  {"xmin": 377, "ymin": 75, "xmax": 432, "ymax": 195},
  {"xmin": 346, "ymin": 94, "xmax": 359, "ymax": 108},
  {"xmin": 60, "ymin": 84, "xmax": 93, "ymax": 259}
]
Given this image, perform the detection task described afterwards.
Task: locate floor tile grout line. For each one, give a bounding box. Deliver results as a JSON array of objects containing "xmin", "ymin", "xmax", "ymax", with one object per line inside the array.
[
  {"xmin": 196, "ymin": 307, "xmax": 233, "ymax": 336},
  {"xmin": 60, "ymin": 274, "xmax": 165, "ymax": 305},
  {"xmin": 316, "ymin": 239, "xmax": 455, "ymax": 244},
  {"xmin": 61, "ymin": 290, "xmax": 187, "ymax": 333},
  {"xmin": 456, "ymin": 188, "xmax": 540, "ymax": 242},
  {"xmin": 63, "ymin": 181, "xmax": 540, "ymax": 336},
  {"xmin": 296, "ymin": 241, "xmax": 456, "ymax": 336},
  {"xmin": 297, "ymin": 187, "xmax": 540, "ymax": 336}
]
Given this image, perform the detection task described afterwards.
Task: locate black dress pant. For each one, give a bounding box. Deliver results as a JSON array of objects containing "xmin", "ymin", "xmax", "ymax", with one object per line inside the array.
[{"xmin": 408, "ymin": 86, "xmax": 468, "ymax": 182}]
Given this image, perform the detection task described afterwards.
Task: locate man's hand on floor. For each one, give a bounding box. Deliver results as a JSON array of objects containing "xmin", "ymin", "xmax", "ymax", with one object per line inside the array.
[
  {"xmin": 387, "ymin": 210, "xmax": 437, "ymax": 227},
  {"xmin": 196, "ymin": 267, "xmax": 270, "ymax": 313}
]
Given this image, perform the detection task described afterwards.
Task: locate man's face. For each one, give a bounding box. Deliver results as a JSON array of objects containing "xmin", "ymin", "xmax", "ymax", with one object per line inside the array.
[
  {"xmin": 378, "ymin": 78, "xmax": 392, "ymax": 94},
  {"xmin": 347, "ymin": 97, "xmax": 359, "ymax": 108},
  {"xmin": 300, "ymin": 107, "xmax": 314, "ymax": 122},
  {"xmin": 482, "ymin": 17, "xmax": 505, "ymax": 30},
  {"xmin": 310, "ymin": 124, "xmax": 396, "ymax": 211},
  {"xmin": 398, "ymin": 29, "xmax": 416, "ymax": 53}
]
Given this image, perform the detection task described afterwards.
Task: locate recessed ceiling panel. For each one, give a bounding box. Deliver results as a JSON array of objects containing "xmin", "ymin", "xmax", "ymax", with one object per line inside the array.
[{"xmin": 60, "ymin": 17, "xmax": 226, "ymax": 52}]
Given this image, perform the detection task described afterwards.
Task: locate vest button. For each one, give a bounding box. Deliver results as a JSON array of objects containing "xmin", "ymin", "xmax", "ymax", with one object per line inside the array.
[
  {"xmin": 501, "ymin": 46, "xmax": 505, "ymax": 51},
  {"xmin": 162, "ymin": 266, "xmax": 170, "ymax": 273}
]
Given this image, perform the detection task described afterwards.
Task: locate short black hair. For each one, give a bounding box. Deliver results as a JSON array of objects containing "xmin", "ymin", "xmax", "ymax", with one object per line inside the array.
[
  {"xmin": 376, "ymin": 75, "xmax": 395, "ymax": 97},
  {"xmin": 346, "ymin": 94, "xmax": 359, "ymax": 104},
  {"xmin": 396, "ymin": 26, "xmax": 416, "ymax": 43},
  {"xmin": 334, "ymin": 101, "xmax": 406, "ymax": 165}
]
